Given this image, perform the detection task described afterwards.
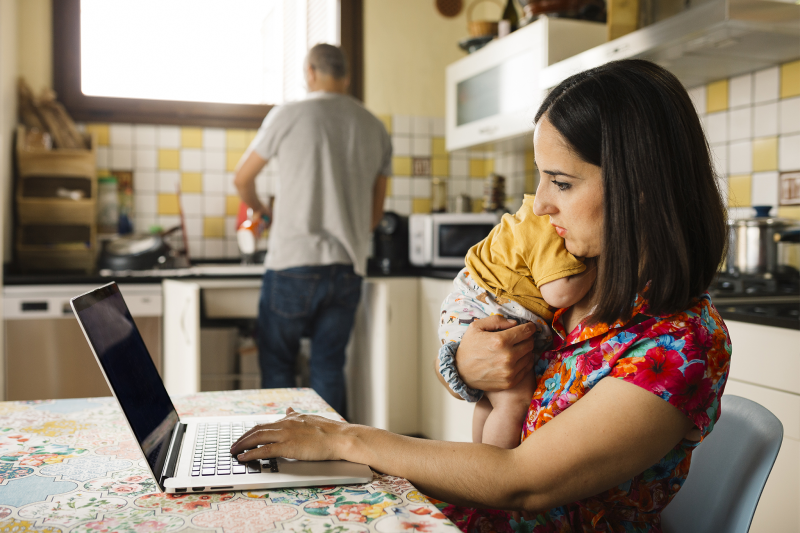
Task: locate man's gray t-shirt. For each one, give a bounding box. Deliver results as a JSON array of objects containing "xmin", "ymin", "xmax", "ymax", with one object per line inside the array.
[{"xmin": 248, "ymin": 92, "xmax": 392, "ymax": 277}]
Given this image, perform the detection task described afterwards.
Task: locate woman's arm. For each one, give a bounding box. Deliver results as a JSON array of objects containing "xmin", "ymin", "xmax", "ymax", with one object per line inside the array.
[{"xmin": 231, "ymin": 377, "xmax": 693, "ymax": 512}]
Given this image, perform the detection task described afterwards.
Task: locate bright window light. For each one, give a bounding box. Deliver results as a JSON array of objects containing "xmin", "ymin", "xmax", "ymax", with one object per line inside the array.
[{"xmin": 80, "ymin": 0, "xmax": 340, "ymax": 105}]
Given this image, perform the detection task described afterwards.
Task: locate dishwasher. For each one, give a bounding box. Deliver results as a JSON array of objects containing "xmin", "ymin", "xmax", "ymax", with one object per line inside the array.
[{"xmin": 3, "ymin": 283, "xmax": 162, "ymax": 401}]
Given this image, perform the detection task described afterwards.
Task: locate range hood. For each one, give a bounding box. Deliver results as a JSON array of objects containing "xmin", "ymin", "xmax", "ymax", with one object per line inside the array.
[{"xmin": 540, "ymin": 0, "xmax": 800, "ymax": 90}]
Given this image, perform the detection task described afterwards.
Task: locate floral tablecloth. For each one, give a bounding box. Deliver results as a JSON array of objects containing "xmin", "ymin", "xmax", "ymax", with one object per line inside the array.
[{"xmin": 0, "ymin": 388, "xmax": 458, "ymax": 533}]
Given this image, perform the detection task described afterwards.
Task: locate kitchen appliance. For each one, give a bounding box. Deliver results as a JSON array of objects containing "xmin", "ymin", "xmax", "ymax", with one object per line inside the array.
[
  {"xmin": 409, "ymin": 212, "xmax": 501, "ymax": 268},
  {"xmin": 97, "ymin": 233, "xmax": 171, "ymax": 271},
  {"xmin": 726, "ymin": 206, "xmax": 800, "ymax": 277},
  {"xmin": 370, "ymin": 211, "xmax": 409, "ymax": 274}
]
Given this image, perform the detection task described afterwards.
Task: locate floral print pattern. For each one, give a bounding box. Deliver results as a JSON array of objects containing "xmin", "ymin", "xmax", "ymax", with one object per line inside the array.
[
  {"xmin": 135, "ymin": 491, "xmax": 235, "ymax": 514},
  {"xmin": 440, "ymin": 293, "xmax": 731, "ymax": 532}
]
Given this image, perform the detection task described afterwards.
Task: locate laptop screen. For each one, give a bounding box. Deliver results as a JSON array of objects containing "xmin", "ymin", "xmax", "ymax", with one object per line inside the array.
[{"xmin": 71, "ymin": 283, "xmax": 178, "ymax": 478}]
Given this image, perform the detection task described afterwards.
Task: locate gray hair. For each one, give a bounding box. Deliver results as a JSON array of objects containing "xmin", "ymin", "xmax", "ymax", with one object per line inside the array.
[{"xmin": 306, "ymin": 44, "xmax": 348, "ymax": 79}]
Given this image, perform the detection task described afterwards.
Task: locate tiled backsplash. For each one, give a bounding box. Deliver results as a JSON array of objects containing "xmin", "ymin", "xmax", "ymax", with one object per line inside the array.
[{"xmin": 688, "ymin": 59, "xmax": 800, "ymax": 221}]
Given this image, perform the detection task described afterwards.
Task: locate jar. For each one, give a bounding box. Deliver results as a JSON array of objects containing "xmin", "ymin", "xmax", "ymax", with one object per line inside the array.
[
  {"xmin": 97, "ymin": 176, "xmax": 119, "ymax": 234},
  {"xmin": 431, "ymin": 177, "xmax": 447, "ymax": 213}
]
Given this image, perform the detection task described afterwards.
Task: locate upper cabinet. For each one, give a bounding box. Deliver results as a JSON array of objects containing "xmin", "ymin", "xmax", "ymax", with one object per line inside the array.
[{"xmin": 445, "ymin": 17, "xmax": 607, "ymax": 152}]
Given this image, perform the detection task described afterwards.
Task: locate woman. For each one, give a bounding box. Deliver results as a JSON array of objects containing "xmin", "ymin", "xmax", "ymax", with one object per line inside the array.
[{"xmin": 231, "ymin": 59, "xmax": 731, "ymax": 532}]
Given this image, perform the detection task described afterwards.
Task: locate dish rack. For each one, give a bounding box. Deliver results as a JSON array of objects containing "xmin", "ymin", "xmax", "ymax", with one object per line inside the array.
[{"xmin": 15, "ymin": 125, "xmax": 98, "ymax": 272}]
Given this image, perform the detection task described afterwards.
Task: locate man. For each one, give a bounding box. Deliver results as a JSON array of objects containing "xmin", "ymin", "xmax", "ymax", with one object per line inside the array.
[{"xmin": 234, "ymin": 43, "xmax": 391, "ymax": 415}]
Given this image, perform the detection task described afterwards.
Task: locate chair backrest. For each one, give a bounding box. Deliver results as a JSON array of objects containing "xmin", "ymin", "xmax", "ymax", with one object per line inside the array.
[{"xmin": 661, "ymin": 395, "xmax": 784, "ymax": 533}]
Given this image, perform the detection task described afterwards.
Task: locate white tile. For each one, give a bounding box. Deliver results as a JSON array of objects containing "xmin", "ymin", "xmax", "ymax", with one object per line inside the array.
[
  {"xmin": 134, "ymin": 192, "xmax": 156, "ymax": 214},
  {"xmin": 96, "ymin": 147, "xmax": 109, "ymax": 169},
  {"xmin": 448, "ymin": 178, "xmax": 468, "ymax": 196},
  {"xmin": 383, "ymin": 197, "xmax": 395, "ymax": 212},
  {"xmin": 413, "ymin": 116, "xmax": 431, "ymax": 136},
  {"xmin": 392, "ymin": 135, "xmax": 412, "ymax": 157},
  {"xmin": 109, "ymin": 123, "xmax": 133, "ymax": 147},
  {"xmin": 134, "ymin": 171, "xmax": 157, "ymax": 193},
  {"xmin": 180, "ymin": 149, "xmax": 204, "ymax": 171},
  {"xmin": 451, "ymin": 157, "xmax": 469, "ymax": 177},
  {"xmin": 412, "ymin": 137, "xmax": 431, "ymax": 157},
  {"xmin": 506, "ymin": 195, "xmax": 523, "ymax": 213},
  {"xmin": 393, "ymin": 115, "xmax": 412, "ymax": 135},
  {"xmin": 470, "ymin": 179, "xmax": 485, "ymax": 197},
  {"xmin": 226, "ymin": 240, "xmax": 240, "ymax": 258},
  {"xmin": 158, "ymin": 215, "xmax": 181, "ymax": 229},
  {"xmin": 779, "ymin": 134, "xmax": 800, "ymax": 171},
  {"xmin": 507, "ymin": 175, "xmax": 524, "ymax": 195},
  {"xmin": 728, "ymin": 140, "xmax": 752, "ymax": 174},
  {"xmin": 203, "ymin": 194, "xmax": 225, "ymax": 216},
  {"xmin": 728, "ymin": 108, "xmax": 751, "ymax": 141},
  {"xmin": 181, "ymin": 193, "xmax": 202, "ymax": 215},
  {"xmin": 754, "ymin": 66, "xmax": 779, "ymax": 104},
  {"xmin": 393, "ymin": 197, "xmax": 411, "ymax": 215},
  {"xmin": 779, "ymin": 97, "xmax": 800, "ymax": 135},
  {"xmin": 188, "ymin": 239, "xmax": 204, "ymax": 259},
  {"xmin": 225, "ymin": 216, "xmax": 238, "ymax": 238},
  {"xmin": 203, "ymin": 128, "xmax": 226, "ymax": 150},
  {"xmin": 184, "ymin": 216, "xmax": 203, "ymax": 240},
  {"xmin": 704, "ymin": 112, "xmax": 728, "ymax": 144},
  {"xmin": 716, "ymin": 175, "xmax": 728, "ymax": 205},
  {"xmin": 204, "ymin": 150, "xmax": 225, "ymax": 171},
  {"xmin": 135, "ymin": 216, "xmax": 157, "ymax": 235},
  {"xmin": 687, "ymin": 85, "xmax": 706, "ymax": 115},
  {"xmin": 413, "ymin": 177, "xmax": 432, "ymax": 197},
  {"xmin": 751, "ymin": 171, "xmax": 780, "ymax": 207},
  {"xmin": 754, "ymin": 102, "xmax": 778, "ymax": 138},
  {"xmin": 727, "ymin": 206, "xmax": 752, "ymax": 220},
  {"xmin": 729, "ymin": 73, "xmax": 752, "ymax": 108},
  {"xmin": 226, "ymin": 173, "xmax": 239, "ymax": 195},
  {"xmin": 710, "ymin": 143, "xmax": 728, "ymax": 176},
  {"xmin": 111, "ymin": 148, "xmax": 133, "ymax": 170},
  {"xmin": 157, "ymin": 126, "xmax": 181, "ymax": 148},
  {"xmin": 134, "ymin": 125, "xmax": 157, "ymax": 147},
  {"xmin": 134, "ymin": 149, "xmax": 157, "ymax": 170},
  {"xmin": 391, "ymin": 176, "xmax": 411, "ymax": 196},
  {"xmin": 432, "ymin": 117, "xmax": 445, "ymax": 137},
  {"xmin": 205, "ymin": 239, "xmax": 225, "ymax": 258},
  {"xmin": 203, "ymin": 172, "xmax": 226, "ymax": 194},
  {"xmin": 158, "ymin": 171, "xmax": 180, "ymax": 193}
]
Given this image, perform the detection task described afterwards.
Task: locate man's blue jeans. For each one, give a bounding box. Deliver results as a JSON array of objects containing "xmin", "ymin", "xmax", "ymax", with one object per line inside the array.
[{"xmin": 256, "ymin": 264, "xmax": 362, "ymax": 415}]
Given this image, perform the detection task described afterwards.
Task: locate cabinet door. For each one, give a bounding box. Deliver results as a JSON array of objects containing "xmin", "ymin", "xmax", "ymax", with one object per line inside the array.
[
  {"xmin": 163, "ymin": 280, "xmax": 201, "ymax": 396},
  {"xmin": 418, "ymin": 277, "xmax": 474, "ymax": 442}
]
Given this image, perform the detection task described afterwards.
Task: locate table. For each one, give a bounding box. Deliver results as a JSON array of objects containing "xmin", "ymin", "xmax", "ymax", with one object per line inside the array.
[{"xmin": 0, "ymin": 388, "xmax": 459, "ymax": 533}]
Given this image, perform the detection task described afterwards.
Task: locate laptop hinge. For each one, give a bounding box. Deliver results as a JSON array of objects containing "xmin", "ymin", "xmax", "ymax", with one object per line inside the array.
[{"xmin": 160, "ymin": 422, "xmax": 187, "ymax": 486}]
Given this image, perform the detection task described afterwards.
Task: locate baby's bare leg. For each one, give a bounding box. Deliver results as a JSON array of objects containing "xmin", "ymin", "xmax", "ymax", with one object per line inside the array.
[
  {"xmin": 481, "ymin": 372, "xmax": 536, "ymax": 449},
  {"xmin": 472, "ymin": 396, "xmax": 492, "ymax": 443}
]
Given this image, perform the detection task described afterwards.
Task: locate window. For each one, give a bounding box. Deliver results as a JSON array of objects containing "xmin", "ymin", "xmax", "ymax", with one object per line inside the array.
[{"xmin": 53, "ymin": 0, "xmax": 363, "ymax": 128}]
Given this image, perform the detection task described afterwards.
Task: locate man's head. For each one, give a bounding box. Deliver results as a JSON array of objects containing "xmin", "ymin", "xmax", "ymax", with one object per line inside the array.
[{"xmin": 304, "ymin": 44, "xmax": 350, "ymax": 94}]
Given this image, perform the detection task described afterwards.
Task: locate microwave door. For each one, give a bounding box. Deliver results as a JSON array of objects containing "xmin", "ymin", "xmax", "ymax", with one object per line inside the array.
[{"xmin": 432, "ymin": 221, "xmax": 497, "ymax": 268}]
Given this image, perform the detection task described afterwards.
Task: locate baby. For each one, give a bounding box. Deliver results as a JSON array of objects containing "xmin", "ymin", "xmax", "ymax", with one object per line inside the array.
[{"xmin": 438, "ymin": 194, "xmax": 596, "ymax": 448}]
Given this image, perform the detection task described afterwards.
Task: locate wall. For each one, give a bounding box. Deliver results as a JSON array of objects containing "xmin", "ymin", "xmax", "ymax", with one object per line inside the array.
[{"xmin": 16, "ymin": 0, "xmax": 50, "ymax": 94}]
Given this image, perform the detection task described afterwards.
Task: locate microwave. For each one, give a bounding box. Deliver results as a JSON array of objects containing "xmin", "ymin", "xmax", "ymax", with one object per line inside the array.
[{"xmin": 409, "ymin": 213, "xmax": 501, "ymax": 268}]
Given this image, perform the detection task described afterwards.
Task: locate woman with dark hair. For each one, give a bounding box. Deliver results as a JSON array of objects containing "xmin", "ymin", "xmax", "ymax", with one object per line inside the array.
[{"xmin": 231, "ymin": 59, "xmax": 732, "ymax": 532}]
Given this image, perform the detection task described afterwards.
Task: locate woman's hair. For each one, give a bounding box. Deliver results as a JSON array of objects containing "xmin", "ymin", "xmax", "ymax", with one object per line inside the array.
[{"xmin": 535, "ymin": 59, "xmax": 727, "ymax": 324}]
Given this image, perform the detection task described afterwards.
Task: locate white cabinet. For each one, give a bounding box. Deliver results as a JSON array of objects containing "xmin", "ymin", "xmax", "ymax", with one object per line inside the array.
[
  {"xmin": 417, "ymin": 277, "xmax": 474, "ymax": 443},
  {"xmin": 724, "ymin": 320, "xmax": 800, "ymax": 533},
  {"xmin": 347, "ymin": 278, "xmax": 420, "ymax": 433}
]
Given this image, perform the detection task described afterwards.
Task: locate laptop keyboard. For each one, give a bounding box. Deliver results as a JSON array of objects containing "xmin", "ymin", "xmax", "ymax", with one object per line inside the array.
[{"xmin": 191, "ymin": 422, "xmax": 264, "ymax": 477}]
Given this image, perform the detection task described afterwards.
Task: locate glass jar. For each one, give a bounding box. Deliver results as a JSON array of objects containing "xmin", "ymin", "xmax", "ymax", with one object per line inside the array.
[
  {"xmin": 97, "ymin": 176, "xmax": 119, "ymax": 234},
  {"xmin": 431, "ymin": 177, "xmax": 447, "ymax": 213}
]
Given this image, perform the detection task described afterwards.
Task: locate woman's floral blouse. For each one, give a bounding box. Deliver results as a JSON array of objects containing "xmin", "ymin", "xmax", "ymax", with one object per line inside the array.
[{"xmin": 435, "ymin": 292, "xmax": 732, "ymax": 533}]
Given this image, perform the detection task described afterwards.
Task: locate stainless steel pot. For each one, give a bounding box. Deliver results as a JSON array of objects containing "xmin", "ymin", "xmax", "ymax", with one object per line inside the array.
[{"xmin": 727, "ymin": 206, "xmax": 800, "ymax": 275}]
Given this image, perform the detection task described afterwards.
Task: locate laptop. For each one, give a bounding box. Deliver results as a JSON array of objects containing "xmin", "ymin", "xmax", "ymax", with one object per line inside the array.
[{"xmin": 71, "ymin": 282, "xmax": 373, "ymax": 493}]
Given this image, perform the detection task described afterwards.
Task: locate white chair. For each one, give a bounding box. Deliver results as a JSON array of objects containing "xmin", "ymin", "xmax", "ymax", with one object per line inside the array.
[{"xmin": 661, "ymin": 395, "xmax": 783, "ymax": 533}]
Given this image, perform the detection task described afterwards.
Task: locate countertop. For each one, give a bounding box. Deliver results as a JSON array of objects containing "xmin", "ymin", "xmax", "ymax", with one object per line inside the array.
[{"xmin": 0, "ymin": 388, "xmax": 457, "ymax": 532}]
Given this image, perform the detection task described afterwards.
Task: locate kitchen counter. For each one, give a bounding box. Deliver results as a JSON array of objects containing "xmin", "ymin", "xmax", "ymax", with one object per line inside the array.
[{"xmin": 0, "ymin": 388, "xmax": 457, "ymax": 532}]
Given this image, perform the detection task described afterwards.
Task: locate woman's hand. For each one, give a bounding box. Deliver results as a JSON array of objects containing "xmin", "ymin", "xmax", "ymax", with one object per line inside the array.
[
  {"xmin": 456, "ymin": 316, "xmax": 537, "ymax": 392},
  {"xmin": 229, "ymin": 407, "xmax": 352, "ymax": 462}
]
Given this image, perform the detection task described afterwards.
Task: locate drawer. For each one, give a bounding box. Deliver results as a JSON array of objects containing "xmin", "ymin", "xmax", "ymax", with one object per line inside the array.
[
  {"xmin": 725, "ymin": 320, "xmax": 800, "ymax": 395},
  {"xmin": 724, "ymin": 379, "xmax": 800, "ymax": 441}
]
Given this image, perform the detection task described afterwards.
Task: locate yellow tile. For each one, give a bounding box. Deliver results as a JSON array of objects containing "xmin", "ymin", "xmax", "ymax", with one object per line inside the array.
[
  {"xmin": 727, "ymin": 174, "xmax": 752, "ymax": 207},
  {"xmin": 157, "ymin": 194, "xmax": 180, "ymax": 215},
  {"xmin": 385, "ymin": 177, "xmax": 392, "ymax": 197},
  {"xmin": 378, "ymin": 114, "xmax": 392, "ymax": 134},
  {"xmin": 181, "ymin": 172, "xmax": 203, "ymax": 193},
  {"xmin": 777, "ymin": 205, "xmax": 800, "ymax": 220},
  {"xmin": 412, "ymin": 198, "xmax": 431, "ymax": 213},
  {"xmin": 781, "ymin": 60, "xmax": 800, "ymax": 99},
  {"xmin": 246, "ymin": 130, "xmax": 258, "ymax": 145},
  {"xmin": 525, "ymin": 171, "xmax": 537, "ymax": 194},
  {"xmin": 706, "ymin": 79, "xmax": 729, "ymax": 113},
  {"xmin": 227, "ymin": 149, "xmax": 245, "ymax": 172},
  {"xmin": 485, "ymin": 159, "xmax": 494, "ymax": 175},
  {"xmin": 204, "ymin": 217, "xmax": 226, "ymax": 238},
  {"xmin": 752, "ymin": 137, "xmax": 778, "ymax": 172},
  {"xmin": 84, "ymin": 124, "xmax": 109, "ymax": 146},
  {"xmin": 158, "ymin": 149, "xmax": 179, "ymax": 170},
  {"xmin": 226, "ymin": 195, "xmax": 241, "ymax": 216},
  {"xmin": 393, "ymin": 157, "xmax": 412, "ymax": 176},
  {"xmin": 525, "ymin": 150, "xmax": 535, "ymax": 171},
  {"xmin": 470, "ymin": 159, "xmax": 486, "ymax": 178},
  {"xmin": 471, "ymin": 198, "xmax": 485, "ymax": 213},
  {"xmin": 432, "ymin": 137, "xmax": 446, "ymax": 157},
  {"xmin": 181, "ymin": 127, "xmax": 203, "ymax": 148},
  {"xmin": 432, "ymin": 157, "xmax": 449, "ymax": 177},
  {"xmin": 226, "ymin": 129, "xmax": 249, "ymax": 150}
]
